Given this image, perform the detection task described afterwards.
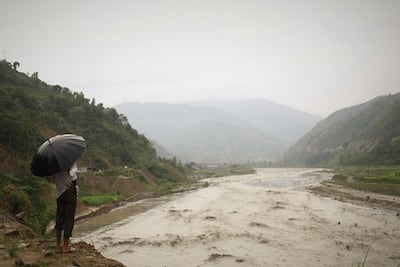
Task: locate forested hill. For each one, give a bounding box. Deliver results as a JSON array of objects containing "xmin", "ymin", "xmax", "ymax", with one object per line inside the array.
[
  {"xmin": 284, "ymin": 93, "xmax": 400, "ymax": 166},
  {"xmin": 0, "ymin": 60, "xmax": 158, "ymax": 173}
]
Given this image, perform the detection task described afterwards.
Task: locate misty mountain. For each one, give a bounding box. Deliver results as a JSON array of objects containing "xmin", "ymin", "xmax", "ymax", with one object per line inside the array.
[
  {"xmin": 150, "ymin": 139, "xmax": 175, "ymax": 159},
  {"xmin": 114, "ymin": 103, "xmax": 251, "ymax": 143},
  {"xmin": 284, "ymin": 93, "xmax": 400, "ymax": 166},
  {"xmin": 193, "ymin": 99, "xmax": 322, "ymax": 143},
  {"xmin": 166, "ymin": 120, "xmax": 283, "ymax": 163},
  {"xmin": 115, "ymin": 99, "xmax": 321, "ymax": 163}
]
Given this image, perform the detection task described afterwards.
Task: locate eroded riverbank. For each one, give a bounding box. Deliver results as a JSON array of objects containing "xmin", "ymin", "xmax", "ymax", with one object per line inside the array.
[{"xmin": 77, "ymin": 168, "xmax": 400, "ymax": 267}]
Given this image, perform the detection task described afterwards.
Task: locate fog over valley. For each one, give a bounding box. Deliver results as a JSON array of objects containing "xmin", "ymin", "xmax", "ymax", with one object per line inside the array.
[{"xmin": 115, "ymin": 98, "xmax": 322, "ymax": 163}]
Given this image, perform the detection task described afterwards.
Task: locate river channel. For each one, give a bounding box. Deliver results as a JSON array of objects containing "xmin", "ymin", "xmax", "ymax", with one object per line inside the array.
[{"xmin": 76, "ymin": 168, "xmax": 400, "ymax": 267}]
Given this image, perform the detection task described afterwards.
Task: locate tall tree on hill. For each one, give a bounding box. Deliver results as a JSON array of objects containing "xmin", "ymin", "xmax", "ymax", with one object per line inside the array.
[{"xmin": 12, "ymin": 61, "xmax": 20, "ymax": 71}]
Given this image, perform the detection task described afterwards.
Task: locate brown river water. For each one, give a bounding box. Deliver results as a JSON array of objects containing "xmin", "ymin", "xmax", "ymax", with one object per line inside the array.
[{"xmin": 74, "ymin": 168, "xmax": 400, "ymax": 267}]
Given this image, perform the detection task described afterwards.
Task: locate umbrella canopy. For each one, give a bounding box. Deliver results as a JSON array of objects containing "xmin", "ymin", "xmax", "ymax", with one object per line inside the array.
[{"xmin": 31, "ymin": 134, "xmax": 86, "ymax": 177}]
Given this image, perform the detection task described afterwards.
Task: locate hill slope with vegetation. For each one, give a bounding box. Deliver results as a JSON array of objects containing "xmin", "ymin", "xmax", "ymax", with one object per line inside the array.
[
  {"xmin": 0, "ymin": 60, "xmax": 158, "ymax": 170},
  {"xmin": 284, "ymin": 93, "xmax": 400, "ymax": 166},
  {"xmin": 0, "ymin": 60, "xmax": 188, "ymax": 234}
]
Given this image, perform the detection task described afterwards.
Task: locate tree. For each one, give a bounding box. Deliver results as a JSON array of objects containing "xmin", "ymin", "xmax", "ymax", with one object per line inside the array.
[
  {"xmin": 31, "ymin": 72, "xmax": 39, "ymax": 79},
  {"xmin": 12, "ymin": 61, "xmax": 20, "ymax": 71}
]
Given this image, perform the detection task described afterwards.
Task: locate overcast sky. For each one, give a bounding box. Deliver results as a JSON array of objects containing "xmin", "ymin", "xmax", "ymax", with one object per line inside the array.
[{"xmin": 1, "ymin": 0, "xmax": 399, "ymax": 116}]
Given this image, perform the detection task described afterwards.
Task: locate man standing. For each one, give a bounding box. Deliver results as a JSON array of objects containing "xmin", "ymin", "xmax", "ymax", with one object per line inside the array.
[{"xmin": 53, "ymin": 162, "xmax": 78, "ymax": 253}]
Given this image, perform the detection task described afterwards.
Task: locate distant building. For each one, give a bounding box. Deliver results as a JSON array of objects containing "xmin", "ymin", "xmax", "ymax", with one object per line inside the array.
[{"xmin": 207, "ymin": 164, "xmax": 219, "ymax": 169}]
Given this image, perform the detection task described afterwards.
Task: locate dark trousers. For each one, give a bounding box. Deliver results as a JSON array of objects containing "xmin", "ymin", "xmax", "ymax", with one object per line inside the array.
[{"xmin": 55, "ymin": 190, "xmax": 77, "ymax": 238}]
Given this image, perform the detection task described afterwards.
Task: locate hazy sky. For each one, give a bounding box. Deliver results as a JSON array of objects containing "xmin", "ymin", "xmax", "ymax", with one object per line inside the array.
[{"xmin": 1, "ymin": 0, "xmax": 399, "ymax": 116}]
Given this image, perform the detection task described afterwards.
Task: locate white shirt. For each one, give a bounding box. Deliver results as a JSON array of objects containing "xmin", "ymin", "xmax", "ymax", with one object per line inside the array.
[{"xmin": 54, "ymin": 162, "xmax": 77, "ymax": 198}]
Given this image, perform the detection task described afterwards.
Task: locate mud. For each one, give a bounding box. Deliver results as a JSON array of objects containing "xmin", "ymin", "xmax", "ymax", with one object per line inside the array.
[{"xmin": 78, "ymin": 168, "xmax": 400, "ymax": 267}]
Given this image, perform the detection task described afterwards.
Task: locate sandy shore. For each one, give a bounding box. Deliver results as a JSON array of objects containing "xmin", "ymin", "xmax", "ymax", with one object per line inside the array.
[{"xmin": 80, "ymin": 168, "xmax": 400, "ymax": 267}]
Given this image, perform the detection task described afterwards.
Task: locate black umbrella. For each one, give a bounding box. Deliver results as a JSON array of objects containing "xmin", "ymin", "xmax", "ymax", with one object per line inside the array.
[{"xmin": 31, "ymin": 134, "xmax": 86, "ymax": 177}]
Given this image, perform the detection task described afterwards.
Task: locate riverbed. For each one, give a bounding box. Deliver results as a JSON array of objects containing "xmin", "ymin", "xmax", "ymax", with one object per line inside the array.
[{"xmin": 77, "ymin": 168, "xmax": 400, "ymax": 267}]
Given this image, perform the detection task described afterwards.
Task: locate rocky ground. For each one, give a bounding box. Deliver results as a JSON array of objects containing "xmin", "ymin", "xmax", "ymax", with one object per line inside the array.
[{"xmin": 0, "ymin": 209, "xmax": 125, "ymax": 267}]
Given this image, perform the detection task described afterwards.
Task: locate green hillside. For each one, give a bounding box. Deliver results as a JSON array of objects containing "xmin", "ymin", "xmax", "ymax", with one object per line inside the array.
[
  {"xmin": 284, "ymin": 93, "xmax": 400, "ymax": 166},
  {"xmin": 0, "ymin": 60, "xmax": 188, "ymax": 233},
  {"xmin": 0, "ymin": 60, "xmax": 158, "ymax": 170}
]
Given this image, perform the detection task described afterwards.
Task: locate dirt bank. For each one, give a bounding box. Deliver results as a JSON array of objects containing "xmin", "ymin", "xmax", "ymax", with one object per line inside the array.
[
  {"xmin": 309, "ymin": 180, "xmax": 400, "ymax": 212},
  {"xmin": 0, "ymin": 206, "xmax": 125, "ymax": 267},
  {"xmin": 78, "ymin": 169, "xmax": 158, "ymax": 196}
]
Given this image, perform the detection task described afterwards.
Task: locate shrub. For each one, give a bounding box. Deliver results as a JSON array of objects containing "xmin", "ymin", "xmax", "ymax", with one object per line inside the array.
[{"xmin": 2, "ymin": 185, "xmax": 33, "ymax": 215}]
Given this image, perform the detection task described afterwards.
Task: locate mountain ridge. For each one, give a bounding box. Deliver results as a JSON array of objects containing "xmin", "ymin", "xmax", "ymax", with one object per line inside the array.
[
  {"xmin": 115, "ymin": 99, "xmax": 321, "ymax": 163},
  {"xmin": 192, "ymin": 98, "xmax": 322, "ymax": 142},
  {"xmin": 284, "ymin": 93, "xmax": 400, "ymax": 166}
]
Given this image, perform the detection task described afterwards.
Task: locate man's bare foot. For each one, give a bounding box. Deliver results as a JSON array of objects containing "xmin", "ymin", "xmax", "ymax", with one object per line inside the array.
[
  {"xmin": 55, "ymin": 244, "xmax": 62, "ymax": 253},
  {"xmin": 63, "ymin": 237, "xmax": 70, "ymax": 253},
  {"xmin": 62, "ymin": 246, "xmax": 77, "ymax": 253}
]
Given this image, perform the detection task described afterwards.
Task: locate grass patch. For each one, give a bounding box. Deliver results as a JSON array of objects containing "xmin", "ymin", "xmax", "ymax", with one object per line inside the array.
[
  {"xmin": 8, "ymin": 242, "xmax": 18, "ymax": 257},
  {"xmin": 80, "ymin": 194, "xmax": 127, "ymax": 206},
  {"xmin": 138, "ymin": 175, "xmax": 147, "ymax": 183},
  {"xmin": 150, "ymin": 180, "xmax": 182, "ymax": 195},
  {"xmin": 81, "ymin": 167, "xmax": 142, "ymax": 178},
  {"xmin": 332, "ymin": 166, "xmax": 400, "ymax": 196},
  {"xmin": 190, "ymin": 165, "xmax": 255, "ymax": 179}
]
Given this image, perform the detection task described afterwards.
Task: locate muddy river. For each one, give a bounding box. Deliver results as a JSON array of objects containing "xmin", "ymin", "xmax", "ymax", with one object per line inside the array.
[{"xmin": 75, "ymin": 168, "xmax": 400, "ymax": 267}]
